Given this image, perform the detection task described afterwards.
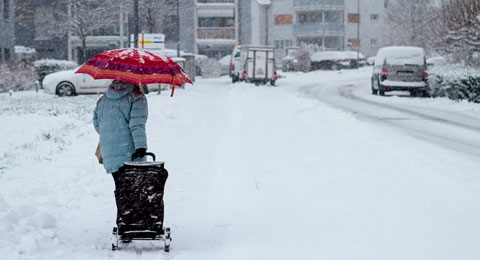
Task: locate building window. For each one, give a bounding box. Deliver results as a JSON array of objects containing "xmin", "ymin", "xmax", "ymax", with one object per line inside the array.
[
  {"xmin": 198, "ymin": 17, "xmax": 234, "ymax": 28},
  {"xmin": 370, "ymin": 14, "xmax": 379, "ymax": 20},
  {"xmin": 285, "ymin": 40, "xmax": 293, "ymax": 48},
  {"xmin": 275, "ymin": 14, "xmax": 293, "ymax": 25},
  {"xmin": 325, "ymin": 36, "xmax": 342, "ymax": 49},
  {"xmin": 1, "ymin": 48, "xmax": 11, "ymax": 61},
  {"xmin": 276, "ymin": 40, "xmax": 294, "ymax": 49},
  {"xmin": 297, "ymin": 11, "xmax": 323, "ymax": 24},
  {"xmin": 275, "ymin": 40, "xmax": 287, "ymax": 49},
  {"xmin": 348, "ymin": 13, "xmax": 359, "ymax": 23},
  {"xmin": 348, "ymin": 39, "xmax": 359, "ymax": 48},
  {"xmin": 4, "ymin": 0, "xmax": 10, "ymax": 20},
  {"xmin": 371, "ymin": 39, "xmax": 377, "ymax": 46},
  {"xmin": 325, "ymin": 11, "xmax": 342, "ymax": 23}
]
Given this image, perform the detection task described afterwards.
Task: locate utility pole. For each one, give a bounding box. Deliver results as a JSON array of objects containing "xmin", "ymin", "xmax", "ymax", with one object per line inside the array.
[
  {"xmin": 67, "ymin": 1, "xmax": 72, "ymax": 60},
  {"xmin": 134, "ymin": 0, "xmax": 139, "ymax": 48},
  {"xmin": 357, "ymin": 0, "xmax": 360, "ymax": 67},
  {"xmin": 119, "ymin": 10, "xmax": 124, "ymax": 48},
  {"xmin": 176, "ymin": 0, "xmax": 181, "ymax": 57}
]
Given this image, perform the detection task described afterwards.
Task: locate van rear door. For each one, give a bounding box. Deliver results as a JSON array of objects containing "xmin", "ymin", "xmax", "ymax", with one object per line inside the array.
[{"xmin": 246, "ymin": 48, "xmax": 275, "ymax": 81}]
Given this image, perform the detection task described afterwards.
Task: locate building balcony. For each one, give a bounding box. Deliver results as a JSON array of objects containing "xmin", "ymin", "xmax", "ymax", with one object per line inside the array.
[
  {"xmin": 196, "ymin": 0, "xmax": 236, "ymax": 10},
  {"xmin": 196, "ymin": 1, "xmax": 235, "ymax": 17},
  {"xmin": 293, "ymin": 23, "xmax": 344, "ymax": 37},
  {"xmin": 197, "ymin": 0, "xmax": 234, "ymax": 3},
  {"xmin": 197, "ymin": 27, "xmax": 236, "ymax": 40},
  {"xmin": 293, "ymin": 0, "xmax": 344, "ymax": 10}
]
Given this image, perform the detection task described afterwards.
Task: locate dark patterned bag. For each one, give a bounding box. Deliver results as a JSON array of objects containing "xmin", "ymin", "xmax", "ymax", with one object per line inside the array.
[{"xmin": 113, "ymin": 153, "xmax": 168, "ymax": 234}]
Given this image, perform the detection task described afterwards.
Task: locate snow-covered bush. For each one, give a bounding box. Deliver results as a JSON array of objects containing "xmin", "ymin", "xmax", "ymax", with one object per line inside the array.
[
  {"xmin": 0, "ymin": 61, "xmax": 37, "ymax": 93},
  {"xmin": 294, "ymin": 49, "xmax": 311, "ymax": 72},
  {"xmin": 428, "ymin": 64, "xmax": 480, "ymax": 103},
  {"xmin": 198, "ymin": 58, "xmax": 221, "ymax": 78}
]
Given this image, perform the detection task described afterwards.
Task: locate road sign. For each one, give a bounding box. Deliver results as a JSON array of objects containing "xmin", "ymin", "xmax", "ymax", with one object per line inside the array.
[{"xmin": 130, "ymin": 33, "xmax": 165, "ymax": 50}]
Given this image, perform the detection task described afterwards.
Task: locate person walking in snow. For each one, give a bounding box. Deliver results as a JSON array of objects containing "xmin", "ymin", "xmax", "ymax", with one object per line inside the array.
[{"xmin": 93, "ymin": 80, "xmax": 148, "ymax": 182}]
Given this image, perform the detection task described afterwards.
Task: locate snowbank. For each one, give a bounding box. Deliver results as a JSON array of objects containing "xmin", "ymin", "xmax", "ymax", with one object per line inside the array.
[{"xmin": 428, "ymin": 64, "xmax": 480, "ymax": 103}]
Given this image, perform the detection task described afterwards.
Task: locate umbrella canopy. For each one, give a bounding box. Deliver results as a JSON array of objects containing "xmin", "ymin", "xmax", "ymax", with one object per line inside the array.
[{"xmin": 75, "ymin": 48, "xmax": 192, "ymax": 97}]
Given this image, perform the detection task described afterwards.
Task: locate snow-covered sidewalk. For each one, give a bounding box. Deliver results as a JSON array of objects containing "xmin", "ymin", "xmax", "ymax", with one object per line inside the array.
[{"xmin": 1, "ymin": 70, "xmax": 480, "ymax": 259}]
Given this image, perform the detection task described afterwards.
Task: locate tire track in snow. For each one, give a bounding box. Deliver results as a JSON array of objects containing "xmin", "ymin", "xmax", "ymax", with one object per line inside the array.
[
  {"xmin": 339, "ymin": 85, "xmax": 480, "ymax": 132},
  {"xmin": 299, "ymin": 83, "xmax": 480, "ymax": 158}
]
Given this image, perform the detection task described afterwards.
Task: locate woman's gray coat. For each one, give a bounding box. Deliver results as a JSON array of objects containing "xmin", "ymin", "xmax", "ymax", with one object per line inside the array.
[{"xmin": 93, "ymin": 83, "xmax": 148, "ymax": 173}]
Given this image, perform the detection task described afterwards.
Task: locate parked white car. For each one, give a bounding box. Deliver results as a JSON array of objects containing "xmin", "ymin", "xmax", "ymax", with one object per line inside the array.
[
  {"xmin": 218, "ymin": 55, "xmax": 232, "ymax": 76},
  {"xmin": 42, "ymin": 68, "xmax": 160, "ymax": 96}
]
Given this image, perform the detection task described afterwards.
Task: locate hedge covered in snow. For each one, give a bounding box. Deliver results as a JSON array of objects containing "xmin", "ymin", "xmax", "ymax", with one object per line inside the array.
[
  {"xmin": 428, "ymin": 65, "xmax": 480, "ymax": 103},
  {"xmin": 0, "ymin": 62, "xmax": 37, "ymax": 93}
]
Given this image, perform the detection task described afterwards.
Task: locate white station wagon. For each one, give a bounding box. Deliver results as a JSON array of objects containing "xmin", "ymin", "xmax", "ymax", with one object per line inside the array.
[{"xmin": 42, "ymin": 68, "xmax": 160, "ymax": 96}]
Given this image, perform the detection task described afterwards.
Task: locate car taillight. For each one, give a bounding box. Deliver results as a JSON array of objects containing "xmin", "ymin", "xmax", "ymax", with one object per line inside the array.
[
  {"xmin": 423, "ymin": 71, "xmax": 428, "ymax": 81},
  {"xmin": 274, "ymin": 72, "xmax": 278, "ymax": 80},
  {"xmin": 231, "ymin": 62, "xmax": 235, "ymax": 70},
  {"xmin": 381, "ymin": 68, "xmax": 387, "ymax": 81},
  {"xmin": 242, "ymin": 71, "xmax": 247, "ymax": 79}
]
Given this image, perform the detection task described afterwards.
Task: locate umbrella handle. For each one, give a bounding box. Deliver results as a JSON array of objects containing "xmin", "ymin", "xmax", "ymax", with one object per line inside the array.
[{"xmin": 171, "ymin": 76, "xmax": 175, "ymax": 97}]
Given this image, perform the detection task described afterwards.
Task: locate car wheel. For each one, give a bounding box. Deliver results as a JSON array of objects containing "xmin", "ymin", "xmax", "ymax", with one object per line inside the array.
[
  {"xmin": 56, "ymin": 82, "xmax": 76, "ymax": 96},
  {"xmin": 371, "ymin": 79, "xmax": 378, "ymax": 95}
]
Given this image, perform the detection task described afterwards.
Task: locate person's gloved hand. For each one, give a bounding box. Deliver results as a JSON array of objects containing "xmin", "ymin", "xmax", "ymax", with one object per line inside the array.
[{"xmin": 132, "ymin": 148, "xmax": 147, "ymax": 160}]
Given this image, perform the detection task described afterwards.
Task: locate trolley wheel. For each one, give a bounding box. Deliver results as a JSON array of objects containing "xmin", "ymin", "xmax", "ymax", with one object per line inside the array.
[
  {"xmin": 112, "ymin": 227, "xmax": 119, "ymax": 251},
  {"xmin": 164, "ymin": 227, "xmax": 172, "ymax": 252}
]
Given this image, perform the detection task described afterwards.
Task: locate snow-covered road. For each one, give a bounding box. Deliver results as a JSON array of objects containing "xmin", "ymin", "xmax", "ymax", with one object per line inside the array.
[
  {"xmin": 1, "ymin": 68, "xmax": 480, "ymax": 260},
  {"xmin": 294, "ymin": 70, "xmax": 480, "ymax": 158}
]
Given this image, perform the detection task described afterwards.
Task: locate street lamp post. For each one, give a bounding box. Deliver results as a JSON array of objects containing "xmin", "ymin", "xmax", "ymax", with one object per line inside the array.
[
  {"xmin": 134, "ymin": 0, "xmax": 139, "ymax": 48},
  {"xmin": 357, "ymin": 0, "xmax": 360, "ymax": 68},
  {"xmin": 177, "ymin": 0, "xmax": 181, "ymax": 57}
]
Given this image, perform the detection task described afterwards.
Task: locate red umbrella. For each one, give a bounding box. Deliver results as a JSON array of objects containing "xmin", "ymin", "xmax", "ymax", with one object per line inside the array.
[{"xmin": 75, "ymin": 48, "xmax": 192, "ymax": 97}]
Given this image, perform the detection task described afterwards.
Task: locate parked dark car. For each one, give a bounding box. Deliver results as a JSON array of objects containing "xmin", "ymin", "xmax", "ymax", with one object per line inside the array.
[
  {"xmin": 310, "ymin": 51, "xmax": 365, "ymax": 70},
  {"xmin": 371, "ymin": 46, "xmax": 428, "ymax": 96}
]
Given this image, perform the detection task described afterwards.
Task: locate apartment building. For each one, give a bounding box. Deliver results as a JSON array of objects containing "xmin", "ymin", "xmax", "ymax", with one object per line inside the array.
[
  {"xmin": 344, "ymin": 0, "xmax": 388, "ymax": 57},
  {"xmin": 292, "ymin": 0, "xmax": 345, "ymax": 50},
  {"xmin": 193, "ymin": 0, "xmax": 238, "ymax": 59},
  {"xmin": 0, "ymin": 0, "xmax": 14, "ymax": 61}
]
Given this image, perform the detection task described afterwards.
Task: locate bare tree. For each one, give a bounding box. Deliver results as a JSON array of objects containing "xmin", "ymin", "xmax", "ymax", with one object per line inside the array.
[
  {"xmin": 386, "ymin": 0, "xmax": 437, "ymax": 49},
  {"xmin": 41, "ymin": 0, "xmax": 119, "ymax": 62},
  {"xmin": 138, "ymin": 0, "xmax": 181, "ymax": 44},
  {"xmin": 441, "ymin": 0, "xmax": 480, "ymax": 64}
]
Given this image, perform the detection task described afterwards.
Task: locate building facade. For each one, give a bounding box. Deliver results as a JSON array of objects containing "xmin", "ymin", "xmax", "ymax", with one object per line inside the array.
[
  {"xmin": 254, "ymin": 0, "xmax": 388, "ymax": 61},
  {"xmin": 0, "ymin": 0, "xmax": 15, "ymax": 61},
  {"xmin": 189, "ymin": 0, "xmax": 238, "ymax": 59},
  {"xmin": 344, "ymin": 0, "xmax": 388, "ymax": 57}
]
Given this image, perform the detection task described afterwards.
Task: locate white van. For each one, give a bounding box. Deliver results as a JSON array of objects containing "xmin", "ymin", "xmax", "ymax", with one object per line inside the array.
[
  {"xmin": 371, "ymin": 46, "xmax": 428, "ymax": 96},
  {"xmin": 230, "ymin": 45, "xmax": 277, "ymax": 85}
]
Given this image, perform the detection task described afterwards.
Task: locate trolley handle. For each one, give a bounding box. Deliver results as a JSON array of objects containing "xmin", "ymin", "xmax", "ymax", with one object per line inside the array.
[{"xmin": 132, "ymin": 152, "xmax": 156, "ymax": 162}]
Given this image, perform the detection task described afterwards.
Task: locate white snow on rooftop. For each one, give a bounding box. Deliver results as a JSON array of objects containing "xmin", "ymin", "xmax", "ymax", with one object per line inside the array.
[
  {"xmin": 311, "ymin": 51, "xmax": 365, "ymax": 62},
  {"xmin": 14, "ymin": 45, "xmax": 37, "ymax": 54},
  {"xmin": 375, "ymin": 46, "xmax": 425, "ymax": 66}
]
